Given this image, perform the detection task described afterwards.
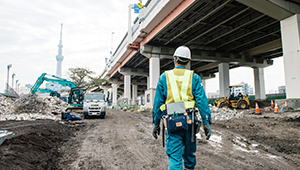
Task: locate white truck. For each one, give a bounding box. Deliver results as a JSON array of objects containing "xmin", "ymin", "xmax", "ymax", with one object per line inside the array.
[{"xmin": 83, "ymin": 93, "xmax": 106, "ymax": 119}]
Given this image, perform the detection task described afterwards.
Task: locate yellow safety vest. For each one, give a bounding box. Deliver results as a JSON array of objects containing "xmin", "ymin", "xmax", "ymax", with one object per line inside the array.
[{"xmin": 160, "ymin": 69, "xmax": 195, "ymax": 111}]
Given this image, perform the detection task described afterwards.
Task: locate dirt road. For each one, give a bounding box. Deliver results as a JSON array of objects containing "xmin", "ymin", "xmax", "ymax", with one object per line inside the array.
[
  {"xmin": 62, "ymin": 109, "xmax": 299, "ymax": 170},
  {"xmin": 1, "ymin": 109, "xmax": 299, "ymax": 169},
  {"xmin": 61, "ymin": 110, "xmax": 168, "ymax": 170}
]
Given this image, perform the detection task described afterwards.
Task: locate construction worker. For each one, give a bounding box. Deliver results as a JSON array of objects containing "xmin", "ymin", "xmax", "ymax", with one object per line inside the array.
[{"xmin": 152, "ymin": 46, "xmax": 212, "ymax": 170}]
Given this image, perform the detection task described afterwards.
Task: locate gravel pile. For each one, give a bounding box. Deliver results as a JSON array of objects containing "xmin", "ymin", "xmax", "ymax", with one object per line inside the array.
[
  {"xmin": 0, "ymin": 94, "xmax": 68, "ymax": 121},
  {"xmin": 210, "ymin": 105, "xmax": 244, "ymax": 121}
]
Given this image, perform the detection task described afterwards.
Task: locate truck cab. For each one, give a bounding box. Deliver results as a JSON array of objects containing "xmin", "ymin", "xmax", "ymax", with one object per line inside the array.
[{"xmin": 83, "ymin": 93, "xmax": 106, "ymax": 118}]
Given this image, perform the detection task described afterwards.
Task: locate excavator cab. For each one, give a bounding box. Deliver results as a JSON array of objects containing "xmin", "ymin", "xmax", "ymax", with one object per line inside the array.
[
  {"xmin": 66, "ymin": 88, "xmax": 86, "ymax": 113},
  {"xmin": 68, "ymin": 88, "xmax": 86, "ymax": 106},
  {"xmin": 215, "ymin": 85, "xmax": 250, "ymax": 109}
]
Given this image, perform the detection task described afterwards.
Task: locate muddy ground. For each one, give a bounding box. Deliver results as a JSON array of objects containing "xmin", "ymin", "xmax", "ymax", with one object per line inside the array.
[{"xmin": 0, "ymin": 109, "xmax": 299, "ymax": 170}]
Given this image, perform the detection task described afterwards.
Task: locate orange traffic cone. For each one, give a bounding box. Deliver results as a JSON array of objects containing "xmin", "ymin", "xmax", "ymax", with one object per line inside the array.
[
  {"xmin": 271, "ymin": 100, "xmax": 274, "ymax": 107},
  {"xmin": 255, "ymin": 102, "xmax": 261, "ymax": 115},
  {"xmin": 274, "ymin": 102, "xmax": 279, "ymax": 114},
  {"xmin": 284, "ymin": 100, "xmax": 288, "ymax": 108}
]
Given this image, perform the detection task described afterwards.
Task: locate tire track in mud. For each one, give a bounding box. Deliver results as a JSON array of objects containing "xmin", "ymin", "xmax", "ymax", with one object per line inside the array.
[
  {"xmin": 116, "ymin": 123, "xmax": 152, "ymax": 166},
  {"xmin": 196, "ymin": 127, "xmax": 296, "ymax": 170},
  {"xmin": 68, "ymin": 110, "xmax": 167, "ymax": 170}
]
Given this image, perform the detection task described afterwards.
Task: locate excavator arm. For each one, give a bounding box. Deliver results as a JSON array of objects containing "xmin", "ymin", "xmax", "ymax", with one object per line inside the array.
[
  {"xmin": 31, "ymin": 73, "xmax": 86, "ymax": 110},
  {"xmin": 31, "ymin": 73, "xmax": 77, "ymax": 94}
]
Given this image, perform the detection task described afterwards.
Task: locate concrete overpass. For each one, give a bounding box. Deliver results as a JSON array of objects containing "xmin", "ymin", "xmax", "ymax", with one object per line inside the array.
[{"xmin": 100, "ymin": 0, "xmax": 300, "ymax": 108}]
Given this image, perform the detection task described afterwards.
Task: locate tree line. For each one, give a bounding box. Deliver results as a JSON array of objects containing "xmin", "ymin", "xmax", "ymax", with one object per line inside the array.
[{"xmin": 67, "ymin": 67, "xmax": 110, "ymax": 90}]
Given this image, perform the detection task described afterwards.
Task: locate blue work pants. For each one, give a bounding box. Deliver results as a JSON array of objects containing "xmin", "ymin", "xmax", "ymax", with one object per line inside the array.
[{"xmin": 166, "ymin": 123, "xmax": 196, "ymax": 170}]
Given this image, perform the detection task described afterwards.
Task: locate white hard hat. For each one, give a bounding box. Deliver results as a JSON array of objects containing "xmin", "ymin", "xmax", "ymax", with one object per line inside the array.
[{"xmin": 173, "ymin": 46, "xmax": 191, "ymax": 60}]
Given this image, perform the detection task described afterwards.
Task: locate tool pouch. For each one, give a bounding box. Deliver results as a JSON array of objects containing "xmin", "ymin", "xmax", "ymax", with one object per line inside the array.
[{"xmin": 164, "ymin": 113, "xmax": 188, "ymax": 133}]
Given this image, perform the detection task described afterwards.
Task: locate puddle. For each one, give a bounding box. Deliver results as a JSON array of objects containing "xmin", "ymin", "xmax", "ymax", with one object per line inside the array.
[
  {"xmin": 209, "ymin": 134, "xmax": 222, "ymax": 143},
  {"xmin": 207, "ymin": 134, "xmax": 222, "ymax": 149},
  {"xmin": 198, "ymin": 129, "xmax": 282, "ymax": 161}
]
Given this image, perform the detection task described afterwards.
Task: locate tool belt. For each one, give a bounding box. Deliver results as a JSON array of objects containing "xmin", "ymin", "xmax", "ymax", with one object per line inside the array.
[{"xmin": 163, "ymin": 112, "xmax": 192, "ymax": 133}]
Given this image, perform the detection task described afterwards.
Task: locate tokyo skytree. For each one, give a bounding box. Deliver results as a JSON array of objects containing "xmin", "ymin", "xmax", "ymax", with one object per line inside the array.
[{"xmin": 56, "ymin": 23, "xmax": 64, "ymax": 77}]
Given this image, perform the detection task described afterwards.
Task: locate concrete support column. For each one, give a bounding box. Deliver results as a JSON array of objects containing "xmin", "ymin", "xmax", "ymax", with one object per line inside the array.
[
  {"xmin": 145, "ymin": 57, "xmax": 160, "ymax": 108},
  {"xmin": 103, "ymin": 88, "xmax": 108, "ymax": 101},
  {"xmin": 218, "ymin": 63, "xmax": 230, "ymax": 97},
  {"xmin": 109, "ymin": 89, "xmax": 112, "ymax": 101},
  {"xmin": 150, "ymin": 57, "xmax": 160, "ymax": 89},
  {"xmin": 202, "ymin": 79, "xmax": 206, "ymax": 93},
  {"xmin": 147, "ymin": 77, "xmax": 150, "ymax": 89},
  {"xmin": 132, "ymin": 85, "xmax": 137, "ymax": 105},
  {"xmin": 281, "ymin": 14, "xmax": 300, "ymax": 99},
  {"xmin": 124, "ymin": 75, "xmax": 131, "ymax": 103},
  {"xmin": 100, "ymin": 85, "xmax": 112, "ymax": 102},
  {"xmin": 253, "ymin": 67, "xmax": 266, "ymax": 100},
  {"xmin": 112, "ymin": 83, "xmax": 118, "ymax": 106}
]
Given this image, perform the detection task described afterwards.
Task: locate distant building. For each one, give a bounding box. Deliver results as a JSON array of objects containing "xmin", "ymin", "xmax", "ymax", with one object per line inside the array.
[
  {"xmin": 207, "ymin": 90, "xmax": 220, "ymax": 98},
  {"xmin": 278, "ymin": 86, "xmax": 286, "ymax": 93},
  {"xmin": 25, "ymin": 84, "xmax": 33, "ymax": 89},
  {"xmin": 207, "ymin": 92, "xmax": 220, "ymax": 99},
  {"xmin": 232, "ymin": 82, "xmax": 254, "ymax": 96},
  {"xmin": 45, "ymin": 83, "xmax": 69, "ymax": 92},
  {"xmin": 19, "ymin": 86, "xmax": 30, "ymax": 95}
]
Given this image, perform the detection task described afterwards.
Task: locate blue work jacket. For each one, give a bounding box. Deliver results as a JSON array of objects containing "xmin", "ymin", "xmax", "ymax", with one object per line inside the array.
[{"xmin": 152, "ymin": 65, "xmax": 212, "ymax": 126}]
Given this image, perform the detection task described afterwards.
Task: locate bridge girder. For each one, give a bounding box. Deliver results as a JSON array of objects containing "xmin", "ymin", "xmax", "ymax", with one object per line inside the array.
[{"xmin": 141, "ymin": 44, "xmax": 273, "ymax": 68}]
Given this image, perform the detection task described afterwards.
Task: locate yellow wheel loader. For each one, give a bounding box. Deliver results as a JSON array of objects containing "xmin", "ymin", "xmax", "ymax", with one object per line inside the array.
[{"xmin": 214, "ymin": 85, "xmax": 250, "ymax": 109}]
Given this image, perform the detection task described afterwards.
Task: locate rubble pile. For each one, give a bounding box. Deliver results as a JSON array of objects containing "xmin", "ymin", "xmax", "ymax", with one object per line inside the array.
[
  {"xmin": 13, "ymin": 94, "xmax": 68, "ymax": 114},
  {"xmin": 210, "ymin": 105, "xmax": 244, "ymax": 121},
  {"xmin": 0, "ymin": 95, "xmax": 15, "ymax": 115},
  {"xmin": 0, "ymin": 94, "xmax": 68, "ymax": 121}
]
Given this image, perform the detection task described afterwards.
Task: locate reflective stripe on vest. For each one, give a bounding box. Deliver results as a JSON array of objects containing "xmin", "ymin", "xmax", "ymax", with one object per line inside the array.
[{"xmin": 160, "ymin": 69, "xmax": 195, "ymax": 111}]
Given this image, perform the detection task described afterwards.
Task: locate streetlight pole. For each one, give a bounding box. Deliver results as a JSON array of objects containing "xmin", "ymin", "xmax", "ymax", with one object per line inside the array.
[
  {"xmin": 12, "ymin": 73, "xmax": 16, "ymax": 90},
  {"xmin": 6, "ymin": 64, "xmax": 12, "ymax": 93},
  {"xmin": 16, "ymin": 80, "xmax": 19, "ymax": 91}
]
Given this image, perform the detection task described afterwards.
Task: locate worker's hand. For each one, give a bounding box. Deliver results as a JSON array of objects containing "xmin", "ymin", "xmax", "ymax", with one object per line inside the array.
[
  {"xmin": 203, "ymin": 124, "xmax": 211, "ymax": 140},
  {"xmin": 194, "ymin": 120, "xmax": 201, "ymax": 134},
  {"xmin": 152, "ymin": 125, "xmax": 160, "ymax": 139},
  {"xmin": 207, "ymin": 115, "xmax": 212, "ymax": 125}
]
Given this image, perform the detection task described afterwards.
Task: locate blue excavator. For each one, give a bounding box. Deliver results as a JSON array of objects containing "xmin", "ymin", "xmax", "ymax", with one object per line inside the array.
[{"xmin": 31, "ymin": 73, "xmax": 86, "ymax": 112}]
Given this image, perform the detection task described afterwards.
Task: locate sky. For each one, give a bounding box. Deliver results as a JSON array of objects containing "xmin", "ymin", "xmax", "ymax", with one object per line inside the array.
[{"xmin": 0, "ymin": 0, "xmax": 286, "ymax": 95}]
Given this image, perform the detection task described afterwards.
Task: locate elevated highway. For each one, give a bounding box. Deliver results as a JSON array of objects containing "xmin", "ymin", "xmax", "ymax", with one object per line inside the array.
[{"xmin": 100, "ymin": 0, "xmax": 300, "ymax": 108}]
